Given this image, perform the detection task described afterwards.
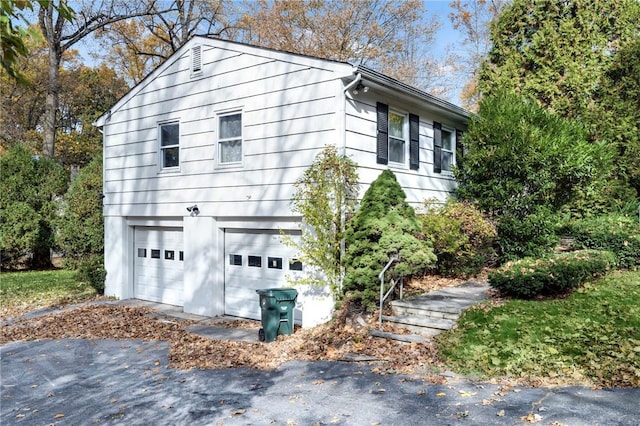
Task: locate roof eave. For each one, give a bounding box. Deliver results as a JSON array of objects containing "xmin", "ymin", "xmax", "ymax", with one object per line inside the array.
[{"xmin": 355, "ymin": 66, "xmax": 472, "ymax": 121}]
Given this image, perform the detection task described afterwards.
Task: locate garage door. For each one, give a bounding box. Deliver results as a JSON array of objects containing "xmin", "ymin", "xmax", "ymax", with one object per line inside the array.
[
  {"xmin": 134, "ymin": 227, "xmax": 184, "ymax": 306},
  {"xmin": 224, "ymin": 230, "xmax": 301, "ymax": 320}
]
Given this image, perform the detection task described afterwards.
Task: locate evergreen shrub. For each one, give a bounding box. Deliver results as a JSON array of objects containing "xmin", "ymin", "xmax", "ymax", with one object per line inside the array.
[
  {"xmin": 77, "ymin": 254, "xmax": 106, "ymax": 294},
  {"xmin": 559, "ymin": 214, "xmax": 640, "ymax": 269},
  {"xmin": 489, "ymin": 250, "xmax": 617, "ymax": 299},
  {"xmin": 343, "ymin": 170, "xmax": 436, "ymax": 309}
]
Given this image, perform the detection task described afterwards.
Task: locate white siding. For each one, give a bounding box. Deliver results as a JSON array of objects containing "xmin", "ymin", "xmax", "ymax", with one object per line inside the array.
[
  {"xmin": 344, "ymin": 93, "xmax": 463, "ymax": 207},
  {"xmin": 103, "ymin": 39, "xmax": 348, "ymax": 219}
]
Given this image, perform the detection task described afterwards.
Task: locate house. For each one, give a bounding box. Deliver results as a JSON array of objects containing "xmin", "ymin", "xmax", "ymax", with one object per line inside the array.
[{"xmin": 93, "ymin": 36, "xmax": 470, "ymax": 327}]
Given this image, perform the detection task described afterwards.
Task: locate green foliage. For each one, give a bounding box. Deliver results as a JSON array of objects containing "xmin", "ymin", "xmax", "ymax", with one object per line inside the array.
[
  {"xmin": 284, "ymin": 145, "xmax": 359, "ymax": 297},
  {"xmin": 57, "ymin": 154, "xmax": 104, "ymax": 266},
  {"xmin": 0, "ymin": 0, "xmax": 74, "ymax": 84},
  {"xmin": 455, "ymin": 90, "xmax": 611, "ymax": 260},
  {"xmin": 343, "ymin": 170, "xmax": 436, "ymax": 309},
  {"xmin": 488, "ymin": 250, "xmax": 617, "ymax": 299},
  {"xmin": 420, "ymin": 199, "xmax": 496, "ymax": 277},
  {"xmin": 76, "ymin": 255, "xmax": 106, "ymax": 294},
  {"xmin": 481, "ymin": 0, "xmax": 640, "ymax": 207},
  {"xmin": 0, "ymin": 145, "xmax": 67, "ymax": 268},
  {"xmin": 558, "ymin": 214, "xmax": 640, "ymax": 270},
  {"xmin": 589, "ymin": 36, "xmax": 640, "ymax": 198},
  {"xmin": 437, "ymin": 270, "xmax": 640, "ymax": 388}
]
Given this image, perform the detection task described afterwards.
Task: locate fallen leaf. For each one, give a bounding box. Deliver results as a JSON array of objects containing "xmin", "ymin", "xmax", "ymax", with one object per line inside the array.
[
  {"xmin": 496, "ymin": 410, "xmax": 505, "ymax": 417},
  {"xmin": 459, "ymin": 390, "xmax": 477, "ymax": 397},
  {"xmin": 54, "ymin": 413, "xmax": 65, "ymax": 419},
  {"xmin": 231, "ymin": 409, "xmax": 246, "ymax": 416},
  {"xmin": 436, "ymin": 392, "xmax": 446, "ymax": 397},
  {"xmin": 520, "ymin": 413, "xmax": 542, "ymax": 423}
]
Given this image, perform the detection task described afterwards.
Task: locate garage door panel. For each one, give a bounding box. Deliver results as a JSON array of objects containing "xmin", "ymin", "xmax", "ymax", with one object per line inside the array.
[
  {"xmin": 134, "ymin": 227, "xmax": 184, "ymax": 306},
  {"xmin": 224, "ymin": 230, "xmax": 301, "ymax": 319}
]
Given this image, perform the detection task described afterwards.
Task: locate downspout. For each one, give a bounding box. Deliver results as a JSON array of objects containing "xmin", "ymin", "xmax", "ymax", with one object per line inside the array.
[{"xmin": 337, "ymin": 72, "xmax": 362, "ymax": 295}]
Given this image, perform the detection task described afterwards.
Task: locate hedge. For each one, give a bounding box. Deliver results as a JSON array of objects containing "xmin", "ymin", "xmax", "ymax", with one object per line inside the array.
[{"xmin": 489, "ymin": 250, "xmax": 617, "ymax": 299}]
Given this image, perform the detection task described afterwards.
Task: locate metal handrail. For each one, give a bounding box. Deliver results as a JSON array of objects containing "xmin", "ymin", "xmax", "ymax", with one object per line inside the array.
[{"xmin": 378, "ymin": 254, "xmax": 401, "ymax": 328}]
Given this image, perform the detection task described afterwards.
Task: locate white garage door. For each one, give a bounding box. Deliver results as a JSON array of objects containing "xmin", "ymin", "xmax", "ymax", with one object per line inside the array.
[
  {"xmin": 224, "ymin": 230, "xmax": 301, "ymax": 320},
  {"xmin": 134, "ymin": 227, "xmax": 184, "ymax": 306}
]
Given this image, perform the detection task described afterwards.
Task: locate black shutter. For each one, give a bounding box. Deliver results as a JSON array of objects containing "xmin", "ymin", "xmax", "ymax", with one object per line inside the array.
[
  {"xmin": 433, "ymin": 121, "xmax": 442, "ymax": 173},
  {"xmin": 409, "ymin": 114, "xmax": 419, "ymax": 170},
  {"xmin": 376, "ymin": 102, "xmax": 388, "ymax": 165}
]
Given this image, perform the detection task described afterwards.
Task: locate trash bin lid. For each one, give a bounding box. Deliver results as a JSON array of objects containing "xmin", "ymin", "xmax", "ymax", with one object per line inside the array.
[{"xmin": 256, "ymin": 288, "xmax": 298, "ymax": 301}]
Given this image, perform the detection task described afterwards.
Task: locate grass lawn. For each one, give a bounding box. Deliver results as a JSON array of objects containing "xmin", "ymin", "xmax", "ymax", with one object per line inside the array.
[
  {"xmin": 0, "ymin": 269, "xmax": 99, "ymax": 319},
  {"xmin": 436, "ymin": 270, "xmax": 640, "ymax": 388}
]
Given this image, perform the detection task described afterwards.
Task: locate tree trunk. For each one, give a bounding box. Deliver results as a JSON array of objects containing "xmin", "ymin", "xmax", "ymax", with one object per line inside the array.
[{"xmin": 43, "ymin": 43, "xmax": 61, "ymax": 158}]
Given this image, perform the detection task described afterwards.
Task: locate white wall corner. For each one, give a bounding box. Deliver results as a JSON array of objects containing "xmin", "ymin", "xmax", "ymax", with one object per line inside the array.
[
  {"xmin": 295, "ymin": 284, "xmax": 334, "ymax": 328},
  {"xmin": 104, "ymin": 216, "xmax": 132, "ymax": 300},
  {"xmin": 183, "ymin": 216, "xmax": 220, "ymax": 316}
]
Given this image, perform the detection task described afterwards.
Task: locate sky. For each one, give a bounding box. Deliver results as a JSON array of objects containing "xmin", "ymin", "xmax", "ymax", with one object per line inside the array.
[{"xmin": 71, "ymin": 0, "xmax": 468, "ymax": 104}]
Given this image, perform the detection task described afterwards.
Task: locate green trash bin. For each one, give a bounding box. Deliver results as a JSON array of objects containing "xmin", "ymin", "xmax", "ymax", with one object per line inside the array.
[{"xmin": 256, "ymin": 288, "xmax": 298, "ymax": 342}]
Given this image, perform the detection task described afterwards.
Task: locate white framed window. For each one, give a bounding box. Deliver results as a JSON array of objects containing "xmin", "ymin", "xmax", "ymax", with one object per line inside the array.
[
  {"xmin": 388, "ymin": 111, "xmax": 407, "ymax": 165},
  {"xmin": 441, "ymin": 127, "xmax": 455, "ymax": 172},
  {"xmin": 159, "ymin": 122, "xmax": 179, "ymax": 169},
  {"xmin": 218, "ymin": 112, "xmax": 243, "ymax": 165}
]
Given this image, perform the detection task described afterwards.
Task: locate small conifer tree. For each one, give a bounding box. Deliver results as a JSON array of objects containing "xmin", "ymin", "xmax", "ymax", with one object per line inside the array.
[{"xmin": 343, "ymin": 170, "xmax": 436, "ymax": 309}]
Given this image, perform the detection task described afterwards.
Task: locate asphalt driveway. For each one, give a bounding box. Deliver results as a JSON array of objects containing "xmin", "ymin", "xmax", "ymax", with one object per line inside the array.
[{"xmin": 1, "ymin": 338, "xmax": 639, "ymax": 425}]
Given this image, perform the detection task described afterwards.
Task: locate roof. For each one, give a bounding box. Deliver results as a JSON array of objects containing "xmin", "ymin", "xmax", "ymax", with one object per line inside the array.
[
  {"xmin": 355, "ymin": 66, "xmax": 471, "ymax": 121},
  {"xmin": 94, "ymin": 36, "xmax": 471, "ymax": 127}
]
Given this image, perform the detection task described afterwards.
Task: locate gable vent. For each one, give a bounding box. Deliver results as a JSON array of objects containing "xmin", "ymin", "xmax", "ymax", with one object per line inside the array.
[{"xmin": 191, "ymin": 45, "xmax": 202, "ymax": 76}]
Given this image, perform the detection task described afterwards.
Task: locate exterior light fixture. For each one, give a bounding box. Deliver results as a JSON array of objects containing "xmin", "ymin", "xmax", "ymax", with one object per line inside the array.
[{"xmin": 186, "ymin": 204, "xmax": 199, "ymax": 216}]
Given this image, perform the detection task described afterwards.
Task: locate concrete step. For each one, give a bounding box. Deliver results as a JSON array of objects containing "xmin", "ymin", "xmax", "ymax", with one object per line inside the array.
[
  {"xmin": 369, "ymin": 329, "xmax": 429, "ymax": 343},
  {"xmin": 382, "ymin": 314, "xmax": 456, "ymax": 331},
  {"xmin": 391, "ymin": 302, "xmax": 461, "ymax": 319}
]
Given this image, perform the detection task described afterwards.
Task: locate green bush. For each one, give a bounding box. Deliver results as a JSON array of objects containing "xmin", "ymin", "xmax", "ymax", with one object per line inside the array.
[
  {"xmin": 0, "ymin": 145, "xmax": 67, "ymax": 269},
  {"xmin": 343, "ymin": 170, "xmax": 436, "ymax": 309},
  {"xmin": 76, "ymin": 255, "xmax": 106, "ymax": 294},
  {"xmin": 420, "ymin": 199, "xmax": 497, "ymax": 277},
  {"xmin": 489, "ymin": 250, "xmax": 617, "ymax": 299},
  {"xmin": 57, "ymin": 154, "xmax": 104, "ymax": 266},
  {"xmin": 455, "ymin": 90, "xmax": 612, "ymax": 260},
  {"xmin": 559, "ymin": 214, "xmax": 640, "ymax": 269},
  {"xmin": 496, "ymin": 207, "xmax": 559, "ymax": 261}
]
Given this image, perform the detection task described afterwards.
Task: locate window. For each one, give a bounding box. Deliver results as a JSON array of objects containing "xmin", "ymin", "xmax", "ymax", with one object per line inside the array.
[
  {"xmin": 388, "ymin": 111, "xmax": 406, "ymax": 164},
  {"xmin": 151, "ymin": 249, "xmax": 161, "ymax": 259},
  {"xmin": 179, "ymin": 251, "xmax": 184, "ymax": 261},
  {"xmin": 218, "ymin": 112, "xmax": 242, "ymax": 164},
  {"xmin": 376, "ymin": 103, "xmax": 419, "ymax": 169},
  {"xmin": 160, "ymin": 122, "xmax": 179, "ymax": 168},
  {"xmin": 441, "ymin": 128, "xmax": 454, "ymax": 172},
  {"xmin": 137, "ymin": 248, "xmax": 147, "ymax": 258},
  {"xmin": 248, "ymin": 255, "xmax": 261, "ymax": 267},
  {"xmin": 433, "ymin": 122, "xmax": 456, "ymax": 174},
  {"xmin": 289, "ymin": 259, "xmax": 303, "ymax": 271},
  {"xmin": 268, "ymin": 257, "xmax": 283, "ymax": 269},
  {"xmin": 164, "ymin": 250, "xmax": 175, "ymax": 260},
  {"xmin": 229, "ymin": 254, "xmax": 242, "ymax": 266}
]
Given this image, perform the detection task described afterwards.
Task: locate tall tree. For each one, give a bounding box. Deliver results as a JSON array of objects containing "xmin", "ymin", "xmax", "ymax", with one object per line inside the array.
[
  {"xmin": 448, "ymin": 0, "xmax": 508, "ymax": 110},
  {"xmin": 1, "ymin": 35, "xmax": 128, "ymax": 168},
  {"xmin": 36, "ymin": 0, "xmax": 172, "ymax": 158},
  {"xmin": 235, "ymin": 0, "xmax": 445, "ymax": 94},
  {"xmin": 480, "ymin": 0, "xmax": 640, "ymax": 204},
  {"xmin": 94, "ymin": 0, "xmax": 232, "ymax": 85}
]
